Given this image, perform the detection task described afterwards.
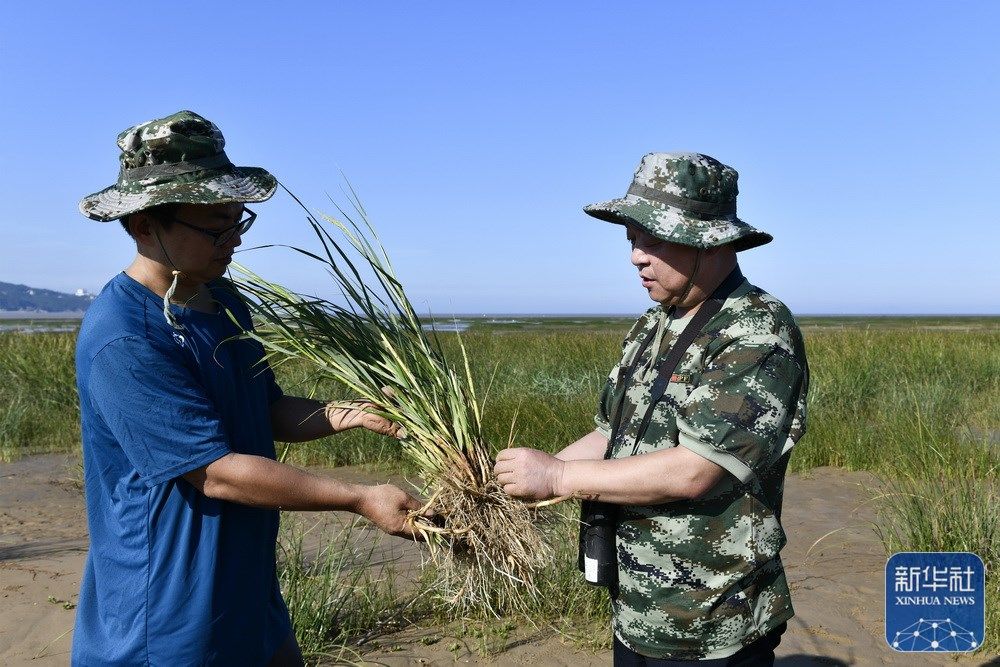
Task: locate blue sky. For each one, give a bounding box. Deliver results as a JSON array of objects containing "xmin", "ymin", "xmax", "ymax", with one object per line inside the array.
[{"xmin": 1, "ymin": 2, "xmax": 997, "ymax": 315}]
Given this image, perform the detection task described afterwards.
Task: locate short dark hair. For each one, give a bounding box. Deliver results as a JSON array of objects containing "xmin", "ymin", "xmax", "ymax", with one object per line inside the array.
[{"xmin": 119, "ymin": 203, "xmax": 181, "ymax": 237}]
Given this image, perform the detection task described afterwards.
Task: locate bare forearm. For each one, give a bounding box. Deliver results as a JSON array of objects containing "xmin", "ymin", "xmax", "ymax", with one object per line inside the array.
[
  {"xmin": 269, "ymin": 396, "xmax": 334, "ymax": 442},
  {"xmin": 555, "ymin": 446, "xmax": 725, "ymax": 505},
  {"xmin": 185, "ymin": 453, "xmax": 366, "ymax": 511},
  {"xmin": 270, "ymin": 395, "xmax": 400, "ymax": 442},
  {"xmin": 554, "ymin": 430, "xmax": 608, "ymax": 461}
]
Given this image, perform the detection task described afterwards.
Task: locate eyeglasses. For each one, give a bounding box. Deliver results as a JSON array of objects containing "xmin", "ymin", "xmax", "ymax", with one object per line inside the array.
[{"xmin": 166, "ymin": 207, "xmax": 257, "ymax": 247}]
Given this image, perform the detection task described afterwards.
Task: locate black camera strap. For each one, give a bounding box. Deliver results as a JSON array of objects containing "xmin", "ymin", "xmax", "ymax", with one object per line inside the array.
[
  {"xmin": 606, "ymin": 267, "xmax": 745, "ymax": 459},
  {"xmin": 604, "ymin": 326, "xmax": 658, "ymax": 457}
]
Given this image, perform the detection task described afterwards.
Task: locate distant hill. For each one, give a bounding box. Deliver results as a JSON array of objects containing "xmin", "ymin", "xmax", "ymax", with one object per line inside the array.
[{"xmin": 0, "ymin": 281, "xmax": 95, "ymax": 313}]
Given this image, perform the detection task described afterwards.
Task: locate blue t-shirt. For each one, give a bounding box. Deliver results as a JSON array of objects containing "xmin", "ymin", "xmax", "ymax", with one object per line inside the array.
[{"xmin": 72, "ymin": 272, "xmax": 291, "ymax": 666}]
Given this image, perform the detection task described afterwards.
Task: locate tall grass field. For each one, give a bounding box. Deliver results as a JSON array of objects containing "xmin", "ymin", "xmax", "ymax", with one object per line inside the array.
[{"xmin": 1, "ymin": 316, "xmax": 996, "ymax": 657}]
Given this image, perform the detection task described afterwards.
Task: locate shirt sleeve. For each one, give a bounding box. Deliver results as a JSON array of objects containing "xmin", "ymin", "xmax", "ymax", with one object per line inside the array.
[
  {"xmin": 252, "ymin": 340, "xmax": 284, "ymax": 405},
  {"xmin": 218, "ymin": 282, "xmax": 284, "ymax": 405},
  {"xmin": 594, "ymin": 378, "xmax": 613, "ymax": 439},
  {"xmin": 87, "ymin": 336, "xmax": 232, "ymax": 487},
  {"xmin": 675, "ymin": 333, "xmax": 805, "ymax": 487}
]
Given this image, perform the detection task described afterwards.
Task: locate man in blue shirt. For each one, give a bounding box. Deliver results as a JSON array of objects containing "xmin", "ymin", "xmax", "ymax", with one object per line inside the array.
[{"xmin": 74, "ymin": 110, "xmax": 420, "ymax": 665}]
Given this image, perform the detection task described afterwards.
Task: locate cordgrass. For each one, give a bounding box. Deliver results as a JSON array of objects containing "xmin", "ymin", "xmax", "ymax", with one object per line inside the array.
[
  {"xmin": 276, "ymin": 507, "xmax": 611, "ymax": 662},
  {"xmin": 0, "ymin": 331, "xmax": 79, "ymax": 461},
  {"xmin": 231, "ymin": 198, "xmax": 556, "ymax": 617},
  {"xmin": 414, "ymin": 506, "xmax": 613, "ymax": 657},
  {"xmin": 874, "ymin": 472, "xmax": 998, "ymax": 655},
  {"xmin": 277, "ymin": 518, "xmax": 429, "ymax": 663}
]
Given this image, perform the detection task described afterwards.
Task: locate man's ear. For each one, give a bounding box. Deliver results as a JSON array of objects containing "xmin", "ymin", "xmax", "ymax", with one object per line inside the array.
[
  {"xmin": 127, "ymin": 212, "xmax": 156, "ymax": 243},
  {"xmin": 704, "ymin": 244, "xmax": 736, "ymax": 259},
  {"xmin": 704, "ymin": 244, "xmax": 723, "ymax": 257}
]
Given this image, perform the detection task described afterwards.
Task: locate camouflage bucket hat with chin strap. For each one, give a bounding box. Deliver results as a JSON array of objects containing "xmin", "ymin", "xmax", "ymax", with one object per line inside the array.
[
  {"xmin": 79, "ymin": 110, "xmax": 277, "ymax": 222},
  {"xmin": 583, "ymin": 152, "xmax": 772, "ymax": 252}
]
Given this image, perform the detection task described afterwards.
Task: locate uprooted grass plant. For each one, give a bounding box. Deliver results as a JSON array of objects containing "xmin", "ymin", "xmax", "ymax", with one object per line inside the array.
[{"xmin": 233, "ymin": 191, "xmax": 558, "ymax": 617}]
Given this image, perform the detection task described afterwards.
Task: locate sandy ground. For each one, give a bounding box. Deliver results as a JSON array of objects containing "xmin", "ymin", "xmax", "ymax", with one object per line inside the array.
[{"xmin": 1, "ymin": 455, "xmax": 995, "ymax": 666}]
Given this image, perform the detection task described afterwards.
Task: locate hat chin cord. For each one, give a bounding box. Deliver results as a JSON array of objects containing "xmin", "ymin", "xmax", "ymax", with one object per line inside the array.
[
  {"xmin": 152, "ymin": 229, "xmax": 186, "ymax": 331},
  {"xmin": 668, "ymin": 248, "xmax": 703, "ymax": 312}
]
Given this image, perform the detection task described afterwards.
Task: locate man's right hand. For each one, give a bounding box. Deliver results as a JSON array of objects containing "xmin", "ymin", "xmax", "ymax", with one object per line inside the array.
[
  {"xmin": 326, "ymin": 402, "xmax": 405, "ymax": 438},
  {"xmin": 356, "ymin": 484, "xmax": 426, "ymax": 540},
  {"xmin": 185, "ymin": 455, "xmax": 432, "ymax": 529}
]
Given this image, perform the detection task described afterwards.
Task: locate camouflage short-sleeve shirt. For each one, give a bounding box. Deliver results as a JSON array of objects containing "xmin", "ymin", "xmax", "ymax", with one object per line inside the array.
[{"xmin": 594, "ymin": 276, "xmax": 809, "ymax": 660}]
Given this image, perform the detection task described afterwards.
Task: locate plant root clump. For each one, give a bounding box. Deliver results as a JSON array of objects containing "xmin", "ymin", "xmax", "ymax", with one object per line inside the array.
[{"xmin": 409, "ymin": 476, "xmax": 555, "ymax": 617}]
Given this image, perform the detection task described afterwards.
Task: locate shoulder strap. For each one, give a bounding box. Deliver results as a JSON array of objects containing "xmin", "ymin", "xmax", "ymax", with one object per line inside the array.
[
  {"xmin": 602, "ymin": 323, "xmax": 657, "ymax": 459},
  {"xmin": 605, "ymin": 267, "xmax": 745, "ymax": 459}
]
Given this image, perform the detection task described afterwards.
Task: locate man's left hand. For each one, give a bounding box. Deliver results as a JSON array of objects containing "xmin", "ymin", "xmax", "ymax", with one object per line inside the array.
[
  {"xmin": 326, "ymin": 402, "xmax": 404, "ymax": 438},
  {"xmin": 493, "ymin": 447, "xmax": 564, "ymax": 501}
]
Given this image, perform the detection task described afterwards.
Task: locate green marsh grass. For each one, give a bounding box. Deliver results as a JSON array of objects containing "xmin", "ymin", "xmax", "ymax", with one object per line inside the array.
[
  {"xmin": 0, "ymin": 332, "xmax": 79, "ymax": 461},
  {"xmin": 792, "ymin": 328, "xmax": 998, "ymax": 475},
  {"xmin": 874, "ymin": 471, "xmax": 998, "ymax": 654},
  {"xmin": 277, "ymin": 518, "xmax": 430, "ymax": 663},
  {"xmin": 275, "ymin": 507, "xmax": 611, "ymax": 661}
]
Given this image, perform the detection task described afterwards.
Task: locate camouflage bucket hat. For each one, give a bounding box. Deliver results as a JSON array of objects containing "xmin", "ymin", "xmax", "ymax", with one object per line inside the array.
[
  {"xmin": 79, "ymin": 110, "xmax": 277, "ymax": 222},
  {"xmin": 583, "ymin": 152, "xmax": 772, "ymax": 252}
]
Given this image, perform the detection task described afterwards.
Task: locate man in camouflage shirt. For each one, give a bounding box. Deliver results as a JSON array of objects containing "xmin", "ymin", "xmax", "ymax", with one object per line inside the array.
[{"xmin": 495, "ymin": 153, "xmax": 808, "ymax": 665}]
